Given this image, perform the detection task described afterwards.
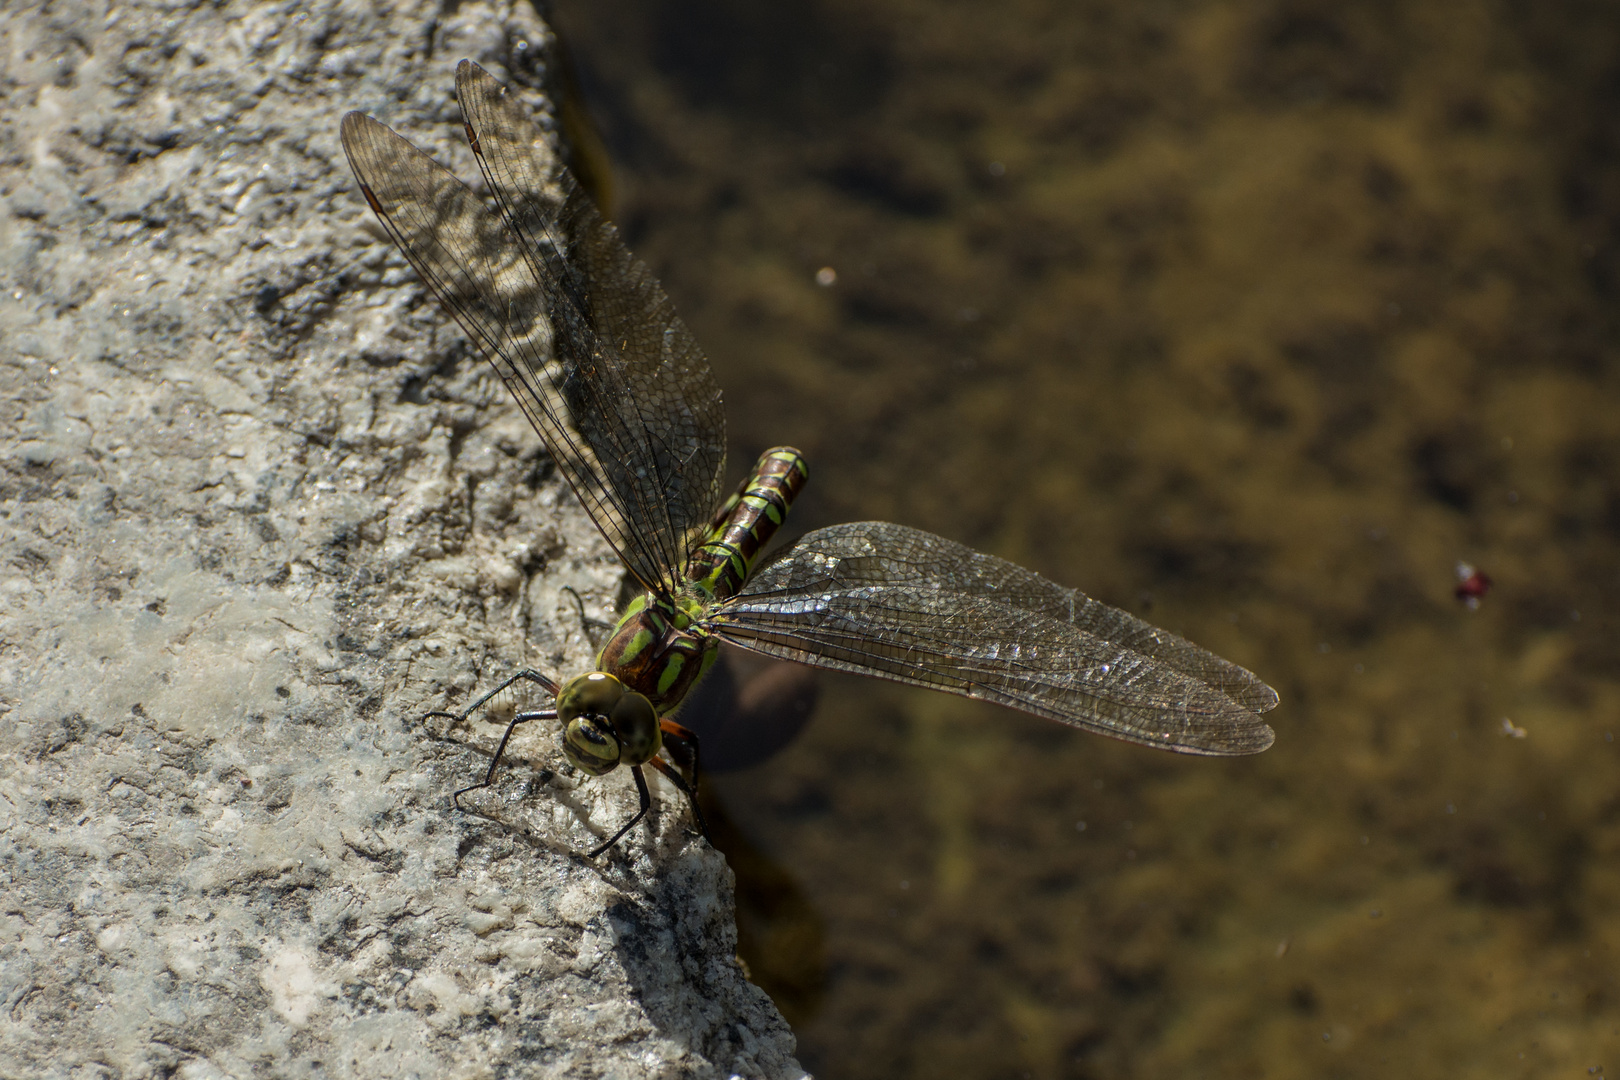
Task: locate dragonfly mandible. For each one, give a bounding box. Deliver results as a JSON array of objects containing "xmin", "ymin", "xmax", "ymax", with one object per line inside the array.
[{"xmin": 340, "ymin": 61, "xmax": 1278, "ymax": 858}]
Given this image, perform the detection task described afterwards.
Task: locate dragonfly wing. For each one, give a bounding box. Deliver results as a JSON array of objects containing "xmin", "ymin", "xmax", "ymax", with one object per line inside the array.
[
  {"xmin": 340, "ymin": 66, "xmax": 724, "ymax": 595},
  {"xmin": 709, "ymin": 521, "xmax": 1276, "ymax": 755},
  {"xmin": 454, "ymin": 62, "xmax": 726, "ymax": 592},
  {"xmin": 756, "ymin": 521, "xmax": 1278, "ymax": 711}
]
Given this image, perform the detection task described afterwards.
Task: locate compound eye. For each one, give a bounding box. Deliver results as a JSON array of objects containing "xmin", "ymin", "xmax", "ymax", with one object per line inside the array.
[
  {"xmin": 556, "ymin": 672, "xmax": 624, "ymax": 724},
  {"xmin": 563, "ymin": 716, "xmax": 619, "ymax": 776},
  {"xmin": 609, "ymin": 691, "xmax": 660, "ymax": 766}
]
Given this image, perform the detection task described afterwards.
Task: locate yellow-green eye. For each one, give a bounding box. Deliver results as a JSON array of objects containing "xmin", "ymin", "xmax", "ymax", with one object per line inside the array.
[
  {"xmin": 563, "ymin": 716, "xmax": 619, "ymax": 776},
  {"xmin": 556, "ymin": 672, "xmax": 624, "ymax": 724},
  {"xmin": 555, "ymin": 672, "xmax": 659, "ymax": 771},
  {"xmin": 609, "ymin": 691, "xmax": 660, "ymax": 766}
]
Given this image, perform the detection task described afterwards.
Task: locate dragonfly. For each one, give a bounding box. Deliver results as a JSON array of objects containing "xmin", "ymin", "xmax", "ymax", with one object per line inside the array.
[{"xmin": 341, "ymin": 61, "xmax": 1278, "ymax": 858}]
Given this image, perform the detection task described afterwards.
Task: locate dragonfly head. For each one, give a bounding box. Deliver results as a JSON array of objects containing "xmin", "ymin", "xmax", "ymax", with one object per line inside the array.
[{"xmin": 556, "ymin": 671, "xmax": 660, "ymax": 775}]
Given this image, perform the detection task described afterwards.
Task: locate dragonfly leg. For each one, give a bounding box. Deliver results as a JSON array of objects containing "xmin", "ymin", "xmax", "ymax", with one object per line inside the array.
[
  {"xmin": 656, "ymin": 718, "xmax": 709, "ymax": 842},
  {"xmin": 658, "ymin": 717, "xmax": 703, "ymax": 786},
  {"xmin": 425, "ymin": 668, "xmax": 562, "ymax": 728},
  {"xmin": 426, "ymin": 669, "xmax": 562, "ymax": 811},
  {"xmin": 587, "ymin": 763, "xmax": 652, "ymax": 858},
  {"xmin": 452, "ymin": 706, "xmax": 558, "ymax": 810},
  {"xmin": 646, "ymin": 754, "xmax": 710, "ymax": 844}
]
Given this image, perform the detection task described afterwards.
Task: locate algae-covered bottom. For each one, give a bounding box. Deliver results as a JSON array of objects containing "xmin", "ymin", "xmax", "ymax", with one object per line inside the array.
[{"xmin": 558, "ymin": 0, "xmax": 1620, "ymax": 1075}]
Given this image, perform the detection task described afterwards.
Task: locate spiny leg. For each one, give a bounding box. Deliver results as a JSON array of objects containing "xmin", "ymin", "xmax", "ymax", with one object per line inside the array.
[
  {"xmin": 452, "ymin": 706, "xmax": 557, "ymax": 810},
  {"xmin": 587, "ymin": 764, "xmax": 652, "ymax": 858},
  {"xmin": 658, "ymin": 718, "xmax": 703, "ymax": 785},
  {"xmin": 425, "ymin": 668, "xmax": 562, "ymax": 728},
  {"xmin": 646, "ymin": 755, "xmax": 710, "ymax": 844},
  {"xmin": 654, "ymin": 718, "xmax": 707, "ymax": 843},
  {"xmin": 423, "ymin": 669, "xmax": 562, "ymax": 811}
]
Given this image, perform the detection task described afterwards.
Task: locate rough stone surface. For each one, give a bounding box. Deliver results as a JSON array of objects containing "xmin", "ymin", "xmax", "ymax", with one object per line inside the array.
[{"xmin": 0, "ymin": 1, "xmax": 804, "ymax": 1076}]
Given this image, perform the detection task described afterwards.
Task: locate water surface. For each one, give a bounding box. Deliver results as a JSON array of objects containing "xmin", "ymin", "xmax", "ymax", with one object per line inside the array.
[{"xmin": 554, "ymin": 1, "xmax": 1620, "ymax": 1075}]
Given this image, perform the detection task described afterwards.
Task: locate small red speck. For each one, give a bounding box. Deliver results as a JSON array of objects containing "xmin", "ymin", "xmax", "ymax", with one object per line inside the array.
[{"xmin": 1454, "ymin": 562, "xmax": 1493, "ymax": 608}]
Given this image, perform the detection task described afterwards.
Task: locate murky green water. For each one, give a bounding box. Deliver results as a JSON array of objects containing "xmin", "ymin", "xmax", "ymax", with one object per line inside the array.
[{"xmin": 553, "ymin": 1, "xmax": 1620, "ymax": 1075}]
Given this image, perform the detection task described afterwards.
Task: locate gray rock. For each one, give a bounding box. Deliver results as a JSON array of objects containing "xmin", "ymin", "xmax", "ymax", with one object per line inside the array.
[{"xmin": 0, "ymin": 0, "xmax": 805, "ymax": 1076}]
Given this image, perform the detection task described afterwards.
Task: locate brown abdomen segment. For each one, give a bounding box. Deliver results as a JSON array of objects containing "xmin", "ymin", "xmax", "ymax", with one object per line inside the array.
[{"xmin": 687, "ymin": 447, "xmax": 808, "ymax": 601}]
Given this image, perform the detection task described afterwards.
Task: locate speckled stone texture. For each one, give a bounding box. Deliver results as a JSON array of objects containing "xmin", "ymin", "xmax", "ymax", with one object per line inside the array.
[{"xmin": 0, "ymin": 1, "xmax": 804, "ymax": 1076}]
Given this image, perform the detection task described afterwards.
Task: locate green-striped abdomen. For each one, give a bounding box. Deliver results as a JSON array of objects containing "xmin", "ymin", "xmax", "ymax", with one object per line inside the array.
[{"xmin": 687, "ymin": 446, "xmax": 808, "ymax": 601}]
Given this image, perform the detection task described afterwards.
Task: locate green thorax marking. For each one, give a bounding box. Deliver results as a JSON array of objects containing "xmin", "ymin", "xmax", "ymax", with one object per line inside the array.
[
  {"xmin": 687, "ymin": 446, "xmax": 808, "ymax": 602},
  {"xmin": 594, "ymin": 591, "xmax": 718, "ymax": 715},
  {"xmin": 593, "ymin": 447, "xmax": 806, "ymax": 717}
]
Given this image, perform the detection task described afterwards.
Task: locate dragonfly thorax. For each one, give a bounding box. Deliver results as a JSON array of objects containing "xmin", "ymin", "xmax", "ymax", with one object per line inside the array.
[{"xmin": 593, "ymin": 591, "xmax": 719, "ymax": 715}]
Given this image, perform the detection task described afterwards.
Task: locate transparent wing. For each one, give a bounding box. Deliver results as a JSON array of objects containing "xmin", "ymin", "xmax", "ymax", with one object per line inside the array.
[
  {"xmin": 708, "ymin": 521, "xmax": 1277, "ymax": 755},
  {"xmin": 339, "ymin": 65, "xmax": 724, "ymax": 595}
]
